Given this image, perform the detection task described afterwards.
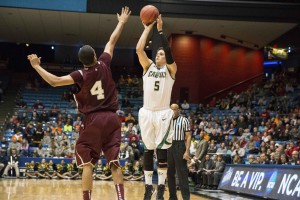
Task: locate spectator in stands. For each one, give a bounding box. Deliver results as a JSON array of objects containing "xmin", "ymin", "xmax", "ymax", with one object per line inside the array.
[
  {"xmin": 67, "ymin": 143, "xmax": 76, "ymax": 158},
  {"xmin": 247, "ymin": 154, "xmax": 258, "ymax": 164},
  {"xmin": 3, "ymin": 148, "xmax": 20, "ymax": 178},
  {"xmin": 125, "ymin": 113, "xmax": 135, "ymax": 125},
  {"xmin": 236, "ymin": 115, "xmax": 248, "ymax": 130},
  {"xmin": 19, "ymin": 112, "xmax": 30, "ymax": 127},
  {"xmin": 0, "ymin": 137, "xmax": 8, "ymax": 156},
  {"xmin": 33, "ymin": 99, "xmax": 45, "ymax": 110},
  {"xmin": 6, "ymin": 113, "xmax": 19, "ymax": 130},
  {"xmin": 41, "ymin": 130, "xmax": 52, "ymax": 148},
  {"xmin": 15, "ymin": 97, "xmax": 27, "ymax": 109},
  {"xmin": 30, "ymin": 111, "xmax": 39, "ymax": 124},
  {"xmin": 11, "ymin": 128, "xmax": 23, "ymax": 143},
  {"xmin": 36, "ymin": 143, "xmax": 47, "ymax": 157},
  {"xmin": 132, "ymin": 75, "xmax": 139, "ymax": 86},
  {"xmin": 232, "ymin": 154, "xmax": 243, "ymax": 164},
  {"xmin": 126, "ymin": 75, "xmax": 133, "ymax": 85},
  {"xmin": 216, "ymin": 142, "xmax": 227, "ymax": 154},
  {"xmin": 38, "ymin": 111, "xmax": 49, "ymax": 123},
  {"xmin": 129, "ymin": 135, "xmax": 140, "ymax": 161},
  {"xmin": 119, "ymin": 135, "xmax": 130, "ymax": 160},
  {"xmin": 258, "ymin": 121, "xmax": 266, "ymax": 132},
  {"xmin": 73, "ymin": 116, "xmax": 82, "ymax": 129},
  {"xmin": 246, "ymin": 135, "xmax": 258, "ymax": 154},
  {"xmin": 285, "ymin": 141, "xmax": 298, "ymax": 158},
  {"xmin": 24, "ymin": 122, "xmax": 35, "ymax": 145},
  {"xmin": 20, "ymin": 138, "xmax": 29, "ymax": 157},
  {"xmin": 71, "ymin": 126, "xmax": 80, "ymax": 142},
  {"xmin": 7, "ymin": 138, "xmax": 21, "ymax": 156},
  {"xmin": 260, "ymin": 108, "xmax": 270, "ymax": 120},
  {"xmin": 231, "ymin": 103, "xmax": 240, "ymax": 113},
  {"xmin": 289, "ymin": 150, "xmax": 300, "ymax": 165},
  {"xmin": 280, "ymin": 154, "xmax": 289, "ymax": 165},
  {"xmin": 118, "ymin": 75, "xmax": 126, "ymax": 86},
  {"xmin": 290, "ymin": 127, "xmax": 300, "ymax": 140},
  {"xmin": 195, "ymin": 104, "xmax": 205, "ymax": 115},
  {"xmin": 207, "ymin": 143, "xmax": 217, "ymax": 154},
  {"xmin": 117, "ymin": 110, "xmax": 126, "ymax": 123},
  {"xmin": 49, "ymin": 103, "xmax": 60, "ymax": 117},
  {"xmin": 231, "ymin": 144, "xmax": 245, "ymax": 159},
  {"xmin": 257, "ymin": 96, "xmax": 267, "ymax": 106},
  {"xmin": 259, "ymin": 153, "xmax": 269, "ymax": 164},
  {"xmin": 181, "ymin": 100, "xmax": 190, "ymax": 111},
  {"xmin": 63, "ymin": 119, "xmax": 73, "ymax": 133},
  {"xmin": 238, "ymin": 136, "xmax": 248, "ymax": 148},
  {"xmin": 121, "ymin": 96, "xmax": 132, "ymax": 109},
  {"xmin": 32, "ymin": 123, "xmax": 44, "ymax": 147}
]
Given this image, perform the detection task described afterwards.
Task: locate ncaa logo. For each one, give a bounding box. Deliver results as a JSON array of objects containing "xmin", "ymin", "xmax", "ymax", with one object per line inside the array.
[
  {"xmin": 266, "ymin": 170, "xmax": 278, "ymax": 194},
  {"xmin": 220, "ymin": 167, "xmax": 234, "ymax": 186}
]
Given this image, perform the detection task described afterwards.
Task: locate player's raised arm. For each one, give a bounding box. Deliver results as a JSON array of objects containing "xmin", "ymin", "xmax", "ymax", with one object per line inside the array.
[
  {"xmin": 136, "ymin": 22, "xmax": 155, "ymax": 72},
  {"xmin": 104, "ymin": 6, "xmax": 131, "ymax": 58},
  {"xmin": 27, "ymin": 54, "xmax": 74, "ymax": 87},
  {"xmin": 157, "ymin": 15, "xmax": 177, "ymax": 78}
]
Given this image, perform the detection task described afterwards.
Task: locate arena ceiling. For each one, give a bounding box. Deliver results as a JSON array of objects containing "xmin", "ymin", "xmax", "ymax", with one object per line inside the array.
[{"xmin": 0, "ymin": 5, "xmax": 298, "ymax": 50}]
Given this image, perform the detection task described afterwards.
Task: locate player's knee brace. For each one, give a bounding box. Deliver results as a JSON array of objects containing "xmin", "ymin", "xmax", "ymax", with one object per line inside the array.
[
  {"xmin": 143, "ymin": 149, "xmax": 154, "ymax": 171},
  {"xmin": 156, "ymin": 149, "xmax": 168, "ymax": 168}
]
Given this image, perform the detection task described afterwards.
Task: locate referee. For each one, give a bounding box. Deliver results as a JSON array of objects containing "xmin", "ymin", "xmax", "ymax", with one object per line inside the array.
[{"xmin": 167, "ymin": 104, "xmax": 192, "ymax": 200}]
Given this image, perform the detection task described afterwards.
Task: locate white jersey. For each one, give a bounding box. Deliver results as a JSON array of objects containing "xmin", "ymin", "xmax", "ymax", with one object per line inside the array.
[{"xmin": 143, "ymin": 63, "xmax": 175, "ymax": 111}]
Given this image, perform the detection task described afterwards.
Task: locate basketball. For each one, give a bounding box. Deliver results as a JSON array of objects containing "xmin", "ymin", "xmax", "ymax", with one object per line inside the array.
[{"xmin": 140, "ymin": 5, "xmax": 159, "ymax": 25}]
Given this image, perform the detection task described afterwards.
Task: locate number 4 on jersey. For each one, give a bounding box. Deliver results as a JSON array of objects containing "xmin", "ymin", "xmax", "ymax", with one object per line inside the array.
[{"xmin": 90, "ymin": 80, "xmax": 105, "ymax": 100}]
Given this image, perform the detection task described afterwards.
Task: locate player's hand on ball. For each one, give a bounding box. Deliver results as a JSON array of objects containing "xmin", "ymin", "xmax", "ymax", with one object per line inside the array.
[
  {"xmin": 143, "ymin": 21, "xmax": 156, "ymax": 30},
  {"xmin": 27, "ymin": 54, "xmax": 41, "ymax": 68}
]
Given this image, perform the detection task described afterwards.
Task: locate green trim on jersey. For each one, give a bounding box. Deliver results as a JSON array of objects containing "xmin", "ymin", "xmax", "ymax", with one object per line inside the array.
[{"xmin": 157, "ymin": 119, "xmax": 172, "ymax": 149}]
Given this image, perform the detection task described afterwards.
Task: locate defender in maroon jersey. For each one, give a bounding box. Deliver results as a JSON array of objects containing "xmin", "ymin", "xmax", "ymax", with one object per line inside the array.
[{"xmin": 27, "ymin": 7, "xmax": 131, "ymax": 200}]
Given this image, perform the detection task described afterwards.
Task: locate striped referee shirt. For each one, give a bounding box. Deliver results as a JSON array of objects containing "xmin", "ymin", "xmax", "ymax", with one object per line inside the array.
[{"xmin": 172, "ymin": 115, "xmax": 191, "ymax": 141}]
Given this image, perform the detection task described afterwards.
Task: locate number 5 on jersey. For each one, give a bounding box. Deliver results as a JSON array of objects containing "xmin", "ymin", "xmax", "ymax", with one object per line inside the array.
[
  {"xmin": 90, "ymin": 80, "xmax": 105, "ymax": 100},
  {"xmin": 154, "ymin": 81, "xmax": 160, "ymax": 91}
]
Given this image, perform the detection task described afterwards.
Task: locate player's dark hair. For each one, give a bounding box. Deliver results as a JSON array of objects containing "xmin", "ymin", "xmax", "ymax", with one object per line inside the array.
[{"xmin": 78, "ymin": 45, "xmax": 95, "ymax": 66}]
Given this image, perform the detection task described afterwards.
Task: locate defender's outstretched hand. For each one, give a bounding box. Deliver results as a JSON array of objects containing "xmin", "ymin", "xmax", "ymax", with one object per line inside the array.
[
  {"xmin": 27, "ymin": 54, "xmax": 41, "ymax": 68},
  {"xmin": 117, "ymin": 6, "xmax": 131, "ymax": 24}
]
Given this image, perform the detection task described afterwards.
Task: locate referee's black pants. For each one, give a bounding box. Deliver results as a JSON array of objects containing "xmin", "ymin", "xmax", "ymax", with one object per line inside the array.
[{"xmin": 167, "ymin": 141, "xmax": 190, "ymax": 200}]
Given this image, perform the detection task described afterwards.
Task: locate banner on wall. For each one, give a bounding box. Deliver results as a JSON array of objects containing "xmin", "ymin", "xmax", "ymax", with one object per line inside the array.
[{"xmin": 219, "ymin": 164, "xmax": 300, "ymax": 200}]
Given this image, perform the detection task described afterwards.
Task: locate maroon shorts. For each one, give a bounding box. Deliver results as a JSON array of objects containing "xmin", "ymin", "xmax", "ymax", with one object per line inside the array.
[{"xmin": 75, "ymin": 111, "xmax": 121, "ymax": 167}]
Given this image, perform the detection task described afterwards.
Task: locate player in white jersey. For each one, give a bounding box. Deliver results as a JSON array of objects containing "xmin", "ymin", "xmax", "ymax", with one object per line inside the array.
[{"xmin": 136, "ymin": 15, "xmax": 177, "ymax": 200}]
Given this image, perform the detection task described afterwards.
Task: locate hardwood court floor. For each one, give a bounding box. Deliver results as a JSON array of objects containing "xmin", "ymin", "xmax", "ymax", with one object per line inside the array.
[{"xmin": 0, "ymin": 178, "xmax": 209, "ymax": 200}]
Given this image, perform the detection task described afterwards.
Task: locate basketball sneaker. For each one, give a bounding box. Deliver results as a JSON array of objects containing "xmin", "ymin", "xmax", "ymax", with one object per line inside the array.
[
  {"xmin": 144, "ymin": 184, "xmax": 156, "ymax": 200},
  {"xmin": 156, "ymin": 184, "xmax": 165, "ymax": 200}
]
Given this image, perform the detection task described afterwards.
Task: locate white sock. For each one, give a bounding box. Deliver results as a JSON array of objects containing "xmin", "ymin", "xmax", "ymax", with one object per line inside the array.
[
  {"xmin": 144, "ymin": 171, "xmax": 153, "ymax": 185},
  {"xmin": 157, "ymin": 168, "xmax": 167, "ymax": 185}
]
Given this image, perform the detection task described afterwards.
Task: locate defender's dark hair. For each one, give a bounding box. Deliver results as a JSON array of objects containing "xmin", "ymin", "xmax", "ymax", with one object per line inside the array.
[{"xmin": 78, "ymin": 45, "xmax": 95, "ymax": 66}]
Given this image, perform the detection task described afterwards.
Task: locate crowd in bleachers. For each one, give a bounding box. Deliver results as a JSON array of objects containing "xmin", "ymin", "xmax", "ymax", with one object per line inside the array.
[{"xmin": 0, "ymin": 71, "xmax": 299, "ymax": 189}]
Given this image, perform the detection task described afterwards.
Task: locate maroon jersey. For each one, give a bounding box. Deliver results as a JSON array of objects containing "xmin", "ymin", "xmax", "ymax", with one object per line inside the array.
[{"xmin": 70, "ymin": 52, "xmax": 118, "ymax": 114}]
